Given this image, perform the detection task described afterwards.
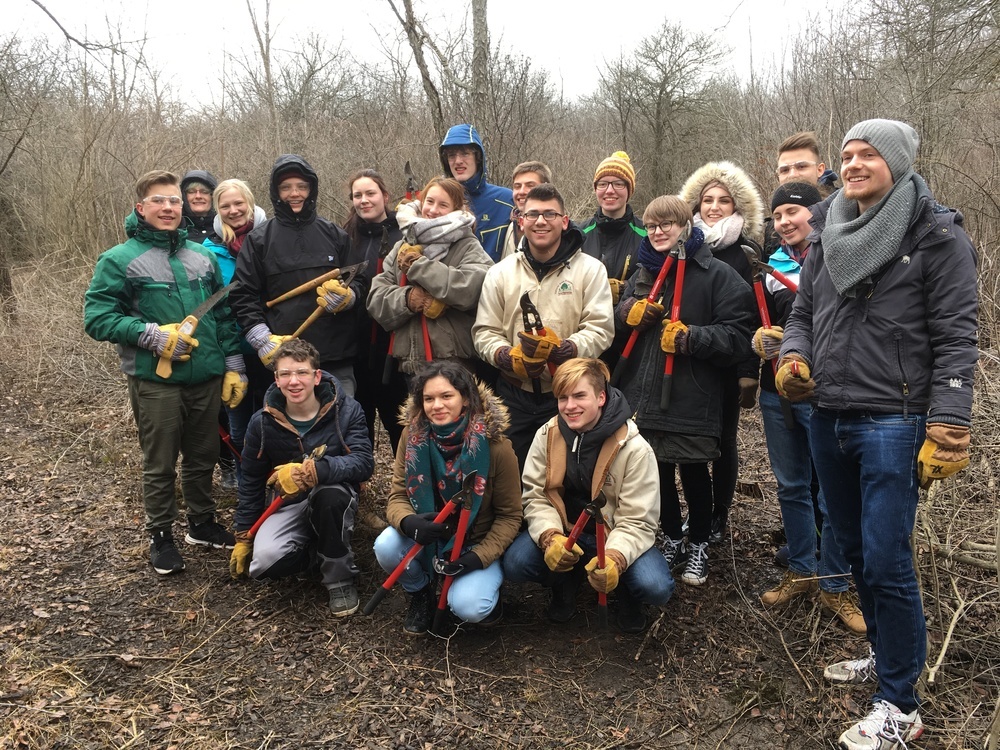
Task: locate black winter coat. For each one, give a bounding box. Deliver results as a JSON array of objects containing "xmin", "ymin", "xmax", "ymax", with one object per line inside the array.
[
  {"xmin": 230, "ymin": 155, "xmax": 369, "ymax": 364},
  {"xmin": 234, "ymin": 372, "xmax": 374, "ymax": 530},
  {"xmin": 347, "ymin": 213, "xmax": 403, "ymax": 369},
  {"xmin": 709, "ymin": 235, "xmax": 762, "ymax": 381},
  {"xmin": 580, "ymin": 206, "xmax": 646, "ymax": 282},
  {"xmin": 616, "ymin": 248, "xmax": 755, "ymax": 440}
]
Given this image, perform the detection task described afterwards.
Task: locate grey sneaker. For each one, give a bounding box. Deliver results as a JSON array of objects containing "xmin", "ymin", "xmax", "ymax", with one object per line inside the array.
[
  {"xmin": 328, "ymin": 582, "xmax": 359, "ymax": 617},
  {"xmin": 218, "ymin": 457, "xmax": 238, "ymax": 491},
  {"xmin": 824, "ymin": 647, "xmax": 877, "ymax": 684},
  {"xmin": 838, "ymin": 700, "xmax": 923, "ymax": 749},
  {"xmin": 150, "ymin": 529, "xmax": 185, "ymax": 575}
]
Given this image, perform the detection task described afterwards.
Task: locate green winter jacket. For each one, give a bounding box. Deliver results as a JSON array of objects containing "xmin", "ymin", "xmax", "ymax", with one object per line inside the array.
[{"xmin": 84, "ymin": 210, "xmax": 240, "ymax": 385}]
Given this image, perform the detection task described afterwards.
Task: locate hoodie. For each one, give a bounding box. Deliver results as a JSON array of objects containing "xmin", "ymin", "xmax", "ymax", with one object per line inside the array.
[
  {"xmin": 181, "ymin": 170, "xmax": 220, "ymax": 245},
  {"xmin": 439, "ymin": 124, "xmax": 514, "ymax": 262}
]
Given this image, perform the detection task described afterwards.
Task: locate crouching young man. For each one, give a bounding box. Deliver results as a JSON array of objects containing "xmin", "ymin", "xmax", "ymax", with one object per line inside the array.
[
  {"xmin": 503, "ymin": 358, "xmax": 674, "ymax": 633},
  {"xmin": 229, "ymin": 340, "xmax": 374, "ymax": 616}
]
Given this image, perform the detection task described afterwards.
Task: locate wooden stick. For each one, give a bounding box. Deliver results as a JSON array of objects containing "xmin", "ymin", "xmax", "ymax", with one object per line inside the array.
[
  {"xmin": 290, "ymin": 305, "xmax": 325, "ymax": 339},
  {"xmin": 266, "ymin": 268, "xmax": 341, "ymax": 308}
]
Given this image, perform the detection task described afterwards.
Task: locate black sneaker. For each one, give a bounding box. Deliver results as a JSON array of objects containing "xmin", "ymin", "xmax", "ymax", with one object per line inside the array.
[
  {"xmin": 150, "ymin": 529, "xmax": 185, "ymax": 575},
  {"xmin": 403, "ymin": 584, "xmax": 435, "ymax": 635},
  {"xmin": 547, "ymin": 569, "xmax": 582, "ymax": 623},
  {"xmin": 185, "ymin": 519, "xmax": 236, "ymax": 549},
  {"xmin": 615, "ymin": 590, "xmax": 647, "ymax": 634},
  {"xmin": 708, "ymin": 513, "xmax": 728, "ymax": 544}
]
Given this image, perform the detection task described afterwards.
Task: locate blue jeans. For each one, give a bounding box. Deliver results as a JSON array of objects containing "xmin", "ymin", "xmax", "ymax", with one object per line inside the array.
[
  {"xmin": 759, "ymin": 390, "xmax": 850, "ymax": 592},
  {"xmin": 503, "ymin": 530, "xmax": 675, "ymax": 606},
  {"xmin": 810, "ymin": 409, "xmax": 927, "ymax": 713},
  {"xmin": 373, "ymin": 528, "xmax": 503, "ymax": 623}
]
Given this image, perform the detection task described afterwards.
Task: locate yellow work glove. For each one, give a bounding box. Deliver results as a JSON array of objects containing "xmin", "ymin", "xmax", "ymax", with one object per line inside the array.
[
  {"xmin": 423, "ymin": 296, "xmax": 448, "ymax": 319},
  {"xmin": 221, "ymin": 371, "xmax": 248, "ymax": 408},
  {"xmin": 317, "ymin": 278, "xmax": 355, "ymax": 314},
  {"xmin": 624, "ymin": 299, "xmax": 665, "ymax": 329},
  {"xmin": 396, "ymin": 243, "xmax": 424, "ymax": 275},
  {"xmin": 543, "ymin": 534, "xmax": 583, "ymax": 573},
  {"xmin": 140, "ymin": 322, "xmax": 199, "ymax": 361},
  {"xmin": 751, "ymin": 326, "xmax": 784, "ymax": 360},
  {"xmin": 266, "ymin": 458, "xmax": 319, "ymax": 498},
  {"xmin": 509, "ymin": 346, "xmax": 547, "ymax": 380},
  {"xmin": 229, "ymin": 531, "xmax": 253, "ymax": 579},
  {"xmin": 917, "ymin": 423, "xmax": 970, "ymax": 489},
  {"xmin": 608, "ymin": 277, "xmax": 624, "ymax": 305},
  {"xmin": 585, "ymin": 556, "xmax": 620, "ymax": 594},
  {"xmin": 660, "ymin": 320, "xmax": 690, "ymax": 354},
  {"xmin": 517, "ymin": 328, "xmax": 562, "ymax": 360},
  {"xmin": 774, "ymin": 354, "xmax": 815, "ymax": 402},
  {"xmin": 245, "ymin": 324, "xmax": 290, "ymax": 368}
]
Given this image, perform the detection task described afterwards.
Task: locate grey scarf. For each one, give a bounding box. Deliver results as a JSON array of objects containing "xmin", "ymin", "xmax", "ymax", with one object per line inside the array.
[{"xmin": 822, "ymin": 173, "xmax": 920, "ymax": 296}]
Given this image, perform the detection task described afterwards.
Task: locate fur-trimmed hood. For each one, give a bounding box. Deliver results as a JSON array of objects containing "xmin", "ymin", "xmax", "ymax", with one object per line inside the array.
[
  {"xmin": 398, "ymin": 380, "xmax": 510, "ymax": 441},
  {"xmin": 679, "ymin": 161, "xmax": 765, "ymax": 244}
]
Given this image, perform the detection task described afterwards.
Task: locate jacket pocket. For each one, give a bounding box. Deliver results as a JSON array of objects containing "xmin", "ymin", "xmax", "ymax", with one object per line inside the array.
[{"xmin": 891, "ymin": 330, "xmax": 911, "ymax": 416}]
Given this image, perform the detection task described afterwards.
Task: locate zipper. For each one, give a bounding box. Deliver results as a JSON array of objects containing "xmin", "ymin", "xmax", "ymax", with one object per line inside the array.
[{"xmin": 893, "ymin": 331, "xmax": 910, "ymax": 416}]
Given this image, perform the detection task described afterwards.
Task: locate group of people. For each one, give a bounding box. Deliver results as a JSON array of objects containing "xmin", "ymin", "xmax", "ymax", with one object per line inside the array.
[{"xmin": 84, "ymin": 118, "xmax": 978, "ymax": 750}]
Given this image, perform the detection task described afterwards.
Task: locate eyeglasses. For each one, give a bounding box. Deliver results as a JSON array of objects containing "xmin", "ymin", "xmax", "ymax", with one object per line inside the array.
[
  {"xmin": 275, "ymin": 368, "xmax": 316, "ymax": 382},
  {"xmin": 647, "ymin": 220, "xmax": 678, "ymax": 234},
  {"xmin": 775, "ymin": 160, "xmax": 818, "ymax": 177},
  {"xmin": 595, "ymin": 180, "xmax": 627, "ymax": 192},
  {"xmin": 143, "ymin": 195, "xmax": 183, "ymax": 206},
  {"xmin": 522, "ymin": 210, "xmax": 565, "ymax": 222},
  {"xmin": 185, "ymin": 187, "xmax": 212, "ymax": 196}
]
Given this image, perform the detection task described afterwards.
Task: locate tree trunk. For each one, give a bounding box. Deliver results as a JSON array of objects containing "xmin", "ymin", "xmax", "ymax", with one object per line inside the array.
[{"xmin": 471, "ymin": 0, "xmax": 489, "ymax": 129}]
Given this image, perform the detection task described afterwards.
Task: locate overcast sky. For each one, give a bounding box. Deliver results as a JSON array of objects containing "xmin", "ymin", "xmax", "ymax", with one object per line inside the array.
[{"xmin": 6, "ymin": 0, "xmax": 842, "ymax": 104}]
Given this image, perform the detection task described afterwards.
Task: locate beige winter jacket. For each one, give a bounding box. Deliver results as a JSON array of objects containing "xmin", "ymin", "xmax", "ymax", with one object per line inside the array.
[
  {"xmin": 521, "ymin": 417, "xmax": 659, "ymax": 569},
  {"xmin": 472, "ymin": 248, "xmax": 614, "ymax": 392}
]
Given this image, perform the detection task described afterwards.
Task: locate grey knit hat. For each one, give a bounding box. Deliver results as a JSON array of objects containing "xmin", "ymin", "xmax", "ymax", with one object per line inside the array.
[{"xmin": 841, "ymin": 119, "xmax": 919, "ymax": 182}]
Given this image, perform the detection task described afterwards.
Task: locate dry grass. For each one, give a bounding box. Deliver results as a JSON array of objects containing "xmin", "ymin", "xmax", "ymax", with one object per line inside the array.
[{"xmin": 0, "ymin": 256, "xmax": 997, "ymax": 749}]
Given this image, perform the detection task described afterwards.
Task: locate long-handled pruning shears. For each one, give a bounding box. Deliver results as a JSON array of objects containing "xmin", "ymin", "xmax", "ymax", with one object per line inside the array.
[
  {"xmin": 247, "ymin": 445, "xmax": 327, "ymax": 540},
  {"xmin": 430, "ymin": 471, "xmax": 479, "ymax": 635},
  {"xmin": 519, "ymin": 292, "xmax": 556, "ymax": 395},
  {"xmin": 660, "ymin": 245, "xmax": 687, "ymax": 410}
]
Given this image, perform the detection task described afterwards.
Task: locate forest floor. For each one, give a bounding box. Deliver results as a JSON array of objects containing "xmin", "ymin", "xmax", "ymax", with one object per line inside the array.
[{"xmin": 1, "ymin": 266, "xmax": 997, "ymax": 749}]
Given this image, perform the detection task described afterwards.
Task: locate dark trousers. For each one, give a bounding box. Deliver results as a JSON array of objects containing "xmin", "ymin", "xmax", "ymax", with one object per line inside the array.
[
  {"xmin": 712, "ymin": 373, "xmax": 740, "ymax": 522},
  {"xmin": 659, "ymin": 461, "xmax": 713, "ymax": 543},
  {"xmin": 495, "ymin": 377, "xmax": 559, "ymax": 473}
]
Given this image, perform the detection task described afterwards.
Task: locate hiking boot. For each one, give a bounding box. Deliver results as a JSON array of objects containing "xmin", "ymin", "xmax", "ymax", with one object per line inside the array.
[
  {"xmin": 615, "ymin": 590, "xmax": 647, "ymax": 634},
  {"xmin": 403, "ymin": 584, "xmax": 435, "ymax": 635},
  {"xmin": 150, "ymin": 529, "xmax": 185, "ymax": 575},
  {"xmin": 824, "ymin": 646, "xmax": 877, "ymax": 684},
  {"xmin": 328, "ymin": 582, "xmax": 359, "ymax": 617},
  {"xmin": 774, "ymin": 544, "xmax": 790, "ymax": 568},
  {"xmin": 821, "ymin": 589, "xmax": 868, "ymax": 634},
  {"xmin": 547, "ymin": 570, "xmax": 582, "ymax": 623},
  {"xmin": 708, "ymin": 512, "xmax": 728, "ymax": 544},
  {"xmin": 655, "ymin": 532, "xmax": 685, "ymax": 569},
  {"xmin": 680, "ymin": 542, "xmax": 709, "ymax": 586},
  {"xmin": 218, "ymin": 457, "xmax": 238, "ymax": 491},
  {"xmin": 185, "ymin": 519, "xmax": 236, "ymax": 549},
  {"xmin": 838, "ymin": 700, "xmax": 923, "ymax": 750},
  {"xmin": 760, "ymin": 570, "xmax": 817, "ymax": 607}
]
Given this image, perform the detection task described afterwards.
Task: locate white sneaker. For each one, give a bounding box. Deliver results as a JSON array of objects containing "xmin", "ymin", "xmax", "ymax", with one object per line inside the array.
[
  {"xmin": 680, "ymin": 541, "xmax": 709, "ymax": 586},
  {"xmin": 824, "ymin": 646, "xmax": 877, "ymax": 684},
  {"xmin": 838, "ymin": 700, "xmax": 923, "ymax": 749}
]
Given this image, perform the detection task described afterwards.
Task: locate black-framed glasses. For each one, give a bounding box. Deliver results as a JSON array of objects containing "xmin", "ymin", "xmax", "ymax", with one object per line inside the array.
[
  {"xmin": 522, "ymin": 210, "xmax": 565, "ymax": 222},
  {"xmin": 595, "ymin": 180, "xmax": 627, "ymax": 191},
  {"xmin": 647, "ymin": 220, "xmax": 678, "ymax": 234}
]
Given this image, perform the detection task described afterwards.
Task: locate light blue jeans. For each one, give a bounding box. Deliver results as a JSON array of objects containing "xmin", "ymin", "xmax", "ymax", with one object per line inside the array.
[
  {"xmin": 373, "ymin": 527, "xmax": 503, "ymax": 623},
  {"xmin": 810, "ymin": 408, "xmax": 927, "ymax": 713},
  {"xmin": 759, "ymin": 390, "xmax": 850, "ymax": 592}
]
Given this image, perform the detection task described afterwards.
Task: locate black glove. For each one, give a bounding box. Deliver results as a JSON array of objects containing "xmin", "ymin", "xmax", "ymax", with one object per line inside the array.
[
  {"xmin": 399, "ymin": 512, "xmax": 450, "ymax": 546},
  {"xmin": 432, "ymin": 550, "xmax": 484, "ymax": 576}
]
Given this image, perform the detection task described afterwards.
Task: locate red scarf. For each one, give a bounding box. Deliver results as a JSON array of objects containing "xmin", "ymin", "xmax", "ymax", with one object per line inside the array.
[{"xmin": 228, "ymin": 220, "xmax": 255, "ymax": 255}]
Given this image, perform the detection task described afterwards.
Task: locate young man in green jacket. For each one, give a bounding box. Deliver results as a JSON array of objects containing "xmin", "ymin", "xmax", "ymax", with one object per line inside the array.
[{"xmin": 84, "ymin": 170, "xmax": 246, "ymax": 575}]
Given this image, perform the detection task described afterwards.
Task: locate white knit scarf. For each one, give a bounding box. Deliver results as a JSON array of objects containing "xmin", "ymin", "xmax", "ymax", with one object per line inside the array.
[
  {"xmin": 694, "ymin": 212, "xmax": 745, "ymax": 252},
  {"xmin": 396, "ymin": 200, "xmax": 476, "ymax": 260}
]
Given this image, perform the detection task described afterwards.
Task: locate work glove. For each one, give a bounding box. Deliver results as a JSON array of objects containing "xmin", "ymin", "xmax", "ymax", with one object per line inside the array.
[
  {"xmin": 774, "ymin": 354, "xmax": 815, "ymax": 402},
  {"xmin": 221, "ymin": 371, "xmax": 248, "ymax": 408},
  {"xmin": 517, "ymin": 329, "xmax": 561, "ymax": 360},
  {"xmin": 543, "ymin": 533, "xmax": 583, "ymax": 573},
  {"xmin": 917, "ymin": 423, "xmax": 971, "ymax": 489},
  {"xmin": 660, "ymin": 320, "xmax": 690, "ymax": 355},
  {"xmin": 266, "ymin": 458, "xmax": 318, "ymax": 499},
  {"xmin": 608, "ymin": 277, "xmax": 625, "ymax": 305},
  {"xmin": 245, "ymin": 323, "xmax": 290, "ymax": 368},
  {"xmin": 229, "ymin": 530, "xmax": 253, "ymax": 579},
  {"xmin": 432, "ymin": 550, "xmax": 484, "ymax": 577},
  {"xmin": 739, "ymin": 377, "xmax": 759, "ymax": 409},
  {"xmin": 396, "ymin": 243, "xmax": 424, "ymax": 275},
  {"xmin": 624, "ymin": 298, "xmax": 665, "ymax": 330},
  {"xmin": 406, "ymin": 285, "xmax": 431, "ymax": 314},
  {"xmin": 317, "ymin": 278, "xmax": 355, "ymax": 314},
  {"xmin": 399, "ymin": 511, "xmax": 452, "ymax": 546},
  {"xmin": 585, "ymin": 556, "xmax": 620, "ymax": 594},
  {"xmin": 549, "ymin": 339, "xmax": 578, "ymax": 366},
  {"xmin": 139, "ymin": 322, "xmax": 199, "ymax": 361},
  {"xmin": 423, "ymin": 296, "xmax": 448, "ymax": 320},
  {"xmin": 751, "ymin": 326, "xmax": 784, "ymax": 360},
  {"xmin": 505, "ymin": 346, "xmax": 547, "ymax": 380}
]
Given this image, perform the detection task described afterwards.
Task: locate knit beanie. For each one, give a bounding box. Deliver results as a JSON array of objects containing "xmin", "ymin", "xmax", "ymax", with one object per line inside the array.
[
  {"xmin": 841, "ymin": 119, "xmax": 919, "ymax": 182},
  {"xmin": 770, "ymin": 181, "xmax": 822, "ymax": 211},
  {"xmin": 594, "ymin": 151, "xmax": 636, "ymax": 196}
]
